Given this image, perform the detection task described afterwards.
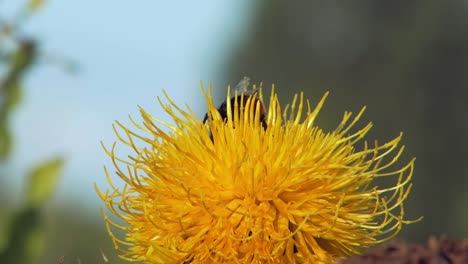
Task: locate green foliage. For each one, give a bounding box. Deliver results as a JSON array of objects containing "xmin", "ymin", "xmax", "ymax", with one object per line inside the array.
[
  {"xmin": 0, "ymin": 157, "xmax": 63, "ymax": 264},
  {"xmin": 26, "ymin": 158, "xmax": 64, "ymax": 209},
  {"xmin": 0, "ymin": 2, "xmax": 66, "ymax": 263},
  {"xmin": 0, "ymin": 78, "xmax": 24, "ymax": 158},
  {"xmin": 2, "ymin": 79, "xmax": 23, "ymax": 115},
  {"xmin": 0, "ymin": 208, "xmax": 45, "ymax": 264},
  {"xmin": 0, "ymin": 123, "xmax": 12, "ymax": 160},
  {"xmin": 28, "ymin": 0, "xmax": 46, "ymax": 12},
  {"xmin": 0, "ymin": 38, "xmax": 37, "ymax": 159}
]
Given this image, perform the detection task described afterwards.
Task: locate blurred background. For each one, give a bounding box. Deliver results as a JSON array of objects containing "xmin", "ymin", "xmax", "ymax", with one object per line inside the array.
[{"xmin": 0, "ymin": 1, "xmax": 466, "ymax": 263}]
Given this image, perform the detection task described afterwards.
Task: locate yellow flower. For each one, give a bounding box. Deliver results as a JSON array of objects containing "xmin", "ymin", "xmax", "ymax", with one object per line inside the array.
[{"xmin": 96, "ymin": 81, "xmax": 417, "ymax": 263}]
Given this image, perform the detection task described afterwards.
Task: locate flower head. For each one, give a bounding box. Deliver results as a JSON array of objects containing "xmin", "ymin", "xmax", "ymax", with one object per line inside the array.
[{"xmin": 96, "ymin": 81, "xmax": 417, "ymax": 263}]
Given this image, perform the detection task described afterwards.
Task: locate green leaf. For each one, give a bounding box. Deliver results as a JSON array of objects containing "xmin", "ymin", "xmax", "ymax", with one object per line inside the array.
[
  {"xmin": 10, "ymin": 40, "xmax": 36, "ymax": 74},
  {"xmin": 3, "ymin": 79, "xmax": 23, "ymax": 113},
  {"xmin": 0, "ymin": 208, "xmax": 45, "ymax": 264},
  {"xmin": 0, "ymin": 124, "xmax": 11, "ymax": 160},
  {"xmin": 0, "ymin": 75, "xmax": 24, "ymax": 161},
  {"xmin": 25, "ymin": 157, "xmax": 64, "ymax": 209},
  {"xmin": 28, "ymin": 0, "xmax": 46, "ymax": 12},
  {"xmin": 0, "ymin": 158, "xmax": 63, "ymax": 263}
]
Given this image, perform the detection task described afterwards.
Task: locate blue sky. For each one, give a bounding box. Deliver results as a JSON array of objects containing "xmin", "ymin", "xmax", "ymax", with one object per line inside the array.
[{"xmin": 2, "ymin": 1, "xmax": 255, "ymax": 209}]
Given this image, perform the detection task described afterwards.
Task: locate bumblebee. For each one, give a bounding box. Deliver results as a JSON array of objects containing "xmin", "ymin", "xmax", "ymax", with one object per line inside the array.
[{"xmin": 203, "ymin": 77, "xmax": 267, "ymax": 129}]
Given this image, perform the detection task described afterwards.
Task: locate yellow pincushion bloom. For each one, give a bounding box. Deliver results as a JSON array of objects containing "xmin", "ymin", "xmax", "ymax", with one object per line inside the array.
[{"xmin": 96, "ymin": 82, "xmax": 417, "ymax": 263}]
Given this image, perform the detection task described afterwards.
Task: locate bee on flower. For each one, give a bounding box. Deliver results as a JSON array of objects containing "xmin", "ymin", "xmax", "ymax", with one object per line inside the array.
[
  {"xmin": 96, "ymin": 79, "xmax": 419, "ymax": 263},
  {"xmin": 203, "ymin": 77, "xmax": 267, "ymax": 138}
]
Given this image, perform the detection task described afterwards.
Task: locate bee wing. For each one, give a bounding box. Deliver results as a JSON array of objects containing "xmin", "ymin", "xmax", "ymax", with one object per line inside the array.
[{"xmin": 233, "ymin": 77, "xmax": 252, "ymax": 94}]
